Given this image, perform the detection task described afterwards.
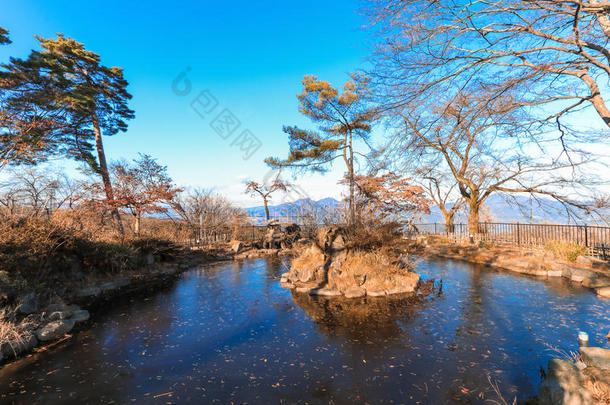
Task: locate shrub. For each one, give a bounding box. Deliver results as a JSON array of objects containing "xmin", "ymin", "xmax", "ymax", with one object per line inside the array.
[{"xmin": 545, "ymin": 240, "xmax": 588, "ymax": 262}]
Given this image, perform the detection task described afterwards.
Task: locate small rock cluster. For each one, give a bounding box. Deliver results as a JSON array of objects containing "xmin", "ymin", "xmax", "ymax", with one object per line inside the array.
[
  {"xmin": 1, "ymin": 261, "xmax": 196, "ymax": 366},
  {"xmin": 1, "ymin": 299, "xmax": 90, "ymax": 364}
]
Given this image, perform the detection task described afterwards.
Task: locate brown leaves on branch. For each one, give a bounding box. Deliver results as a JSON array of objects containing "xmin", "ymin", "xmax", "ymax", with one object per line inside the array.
[
  {"xmin": 342, "ymin": 172, "xmax": 431, "ymax": 223},
  {"xmin": 90, "ymin": 154, "xmax": 181, "ymax": 235}
]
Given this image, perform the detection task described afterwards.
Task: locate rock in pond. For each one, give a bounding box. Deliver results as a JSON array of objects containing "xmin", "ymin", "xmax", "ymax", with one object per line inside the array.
[
  {"xmin": 580, "ymin": 347, "xmax": 610, "ymax": 370},
  {"xmin": 231, "ymin": 241, "xmax": 243, "ymax": 253},
  {"xmin": 596, "ymin": 286, "xmax": 610, "ymax": 298},
  {"xmin": 344, "ymin": 286, "xmax": 366, "ymax": 299},
  {"xmin": 386, "ymin": 285, "xmax": 417, "ymax": 295},
  {"xmin": 36, "ymin": 320, "xmax": 75, "ymax": 342},
  {"xmin": 99, "ymin": 277, "xmax": 131, "ymax": 293},
  {"xmin": 309, "ymin": 288, "xmax": 342, "ymax": 297},
  {"xmin": 538, "ymin": 359, "xmax": 593, "ymax": 405},
  {"xmin": 76, "ymin": 286, "xmax": 101, "ymax": 298},
  {"xmin": 70, "ymin": 309, "xmax": 90, "ymax": 323}
]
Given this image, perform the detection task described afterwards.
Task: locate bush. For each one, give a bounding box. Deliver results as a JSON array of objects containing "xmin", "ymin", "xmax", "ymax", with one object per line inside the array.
[{"xmin": 545, "ymin": 240, "xmax": 588, "ymax": 263}]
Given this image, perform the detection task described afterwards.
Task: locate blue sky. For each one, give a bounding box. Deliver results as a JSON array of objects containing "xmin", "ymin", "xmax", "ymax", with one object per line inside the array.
[{"xmin": 0, "ymin": 0, "xmax": 373, "ymax": 206}]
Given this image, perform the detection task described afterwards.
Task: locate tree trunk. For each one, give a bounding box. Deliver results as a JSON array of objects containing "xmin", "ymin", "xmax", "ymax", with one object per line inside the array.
[
  {"xmin": 443, "ymin": 212, "xmax": 455, "ymax": 233},
  {"xmin": 135, "ymin": 212, "xmax": 141, "ymax": 236},
  {"xmin": 468, "ymin": 202, "xmax": 480, "ymax": 236},
  {"xmin": 348, "ymin": 130, "xmax": 355, "ymax": 227},
  {"xmin": 263, "ymin": 197, "xmax": 270, "ymax": 221},
  {"xmin": 92, "ymin": 111, "xmax": 124, "ymax": 235}
]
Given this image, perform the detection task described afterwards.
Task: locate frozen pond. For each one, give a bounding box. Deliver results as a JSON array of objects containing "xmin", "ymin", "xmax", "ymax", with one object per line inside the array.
[{"xmin": 0, "ymin": 257, "xmax": 609, "ymax": 404}]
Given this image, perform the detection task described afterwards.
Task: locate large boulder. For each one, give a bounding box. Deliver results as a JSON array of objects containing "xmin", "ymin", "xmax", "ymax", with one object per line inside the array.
[
  {"xmin": 538, "ymin": 359, "xmax": 593, "ymax": 405},
  {"xmin": 36, "ymin": 320, "xmax": 75, "ymax": 342}
]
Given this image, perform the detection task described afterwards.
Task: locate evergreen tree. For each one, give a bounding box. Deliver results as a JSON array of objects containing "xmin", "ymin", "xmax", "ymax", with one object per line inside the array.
[
  {"xmin": 1, "ymin": 34, "xmax": 134, "ymax": 233},
  {"xmin": 266, "ymin": 74, "xmax": 375, "ymax": 226},
  {"xmin": 0, "ymin": 26, "xmax": 11, "ymax": 45}
]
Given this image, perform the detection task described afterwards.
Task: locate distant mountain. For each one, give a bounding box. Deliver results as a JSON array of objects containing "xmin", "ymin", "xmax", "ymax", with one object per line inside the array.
[
  {"xmin": 245, "ymin": 197, "xmax": 342, "ymax": 223},
  {"xmin": 420, "ymin": 193, "xmax": 602, "ymax": 225},
  {"xmin": 245, "ymin": 193, "xmax": 603, "ymax": 225}
]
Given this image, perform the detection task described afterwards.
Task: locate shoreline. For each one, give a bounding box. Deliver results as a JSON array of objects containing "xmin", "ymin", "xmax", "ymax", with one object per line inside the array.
[
  {"xmin": 0, "ymin": 247, "xmax": 283, "ymax": 369},
  {"xmin": 420, "ymin": 241, "xmax": 610, "ymax": 297}
]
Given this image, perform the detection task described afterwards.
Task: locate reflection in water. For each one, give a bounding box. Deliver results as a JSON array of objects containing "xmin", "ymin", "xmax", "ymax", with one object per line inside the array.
[
  {"xmin": 0, "ymin": 257, "xmax": 608, "ymax": 404},
  {"xmin": 290, "ymin": 290, "xmax": 432, "ymax": 341}
]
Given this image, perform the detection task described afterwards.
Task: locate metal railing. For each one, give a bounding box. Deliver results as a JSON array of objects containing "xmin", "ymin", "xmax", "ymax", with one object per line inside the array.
[{"xmin": 414, "ymin": 222, "xmax": 610, "ymax": 259}]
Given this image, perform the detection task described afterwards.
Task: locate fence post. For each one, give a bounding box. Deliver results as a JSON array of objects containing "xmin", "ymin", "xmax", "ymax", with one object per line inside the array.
[
  {"xmin": 584, "ymin": 224, "xmax": 589, "ymax": 248},
  {"xmin": 517, "ymin": 222, "xmax": 521, "ymax": 246},
  {"xmin": 434, "ymin": 223, "xmax": 437, "ymax": 234}
]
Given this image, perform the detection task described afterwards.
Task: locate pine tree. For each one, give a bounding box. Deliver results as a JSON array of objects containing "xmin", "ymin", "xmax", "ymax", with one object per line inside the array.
[
  {"xmin": 0, "ymin": 26, "xmax": 11, "ymax": 45},
  {"xmin": 1, "ymin": 34, "xmax": 134, "ymax": 233},
  {"xmin": 266, "ymin": 74, "xmax": 375, "ymax": 226},
  {"xmin": 1, "ymin": 26, "xmax": 74, "ymax": 171}
]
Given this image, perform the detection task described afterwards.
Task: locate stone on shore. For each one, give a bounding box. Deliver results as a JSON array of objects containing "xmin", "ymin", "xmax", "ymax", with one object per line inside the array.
[
  {"xmin": 344, "ymin": 286, "xmax": 366, "ymax": 298},
  {"xmin": 99, "ymin": 277, "xmax": 131, "ymax": 293},
  {"xmin": 0, "ymin": 333, "xmax": 38, "ymax": 359},
  {"xmin": 76, "ymin": 286, "xmax": 101, "ymax": 298},
  {"xmin": 309, "ymin": 288, "xmax": 342, "ymax": 297},
  {"xmin": 70, "ymin": 309, "xmax": 90, "ymax": 323},
  {"xmin": 36, "ymin": 320, "xmax": 75, "ymax": 342},
  {"xmin": 580, "ymin": 347, "xmax": 610, "ymax": 370},
  {"xmin": 596, "ymin": 286, "xmax": 610, "ymax": 298},
  {"xmin": 48, "ymin": 311, "xmax": 69, "ymax": 321}
]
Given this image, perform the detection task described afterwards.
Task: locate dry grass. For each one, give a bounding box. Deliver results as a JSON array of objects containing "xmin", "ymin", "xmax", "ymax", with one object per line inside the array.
[
  {"xmin": 486, "ymin": 375, "xmax": 517, "ymax": 405},
  {"xmin": 545, "ymin": 240, "xmax": 588, "ymax": 263},
  {"xmin": 328, "ymin": 250, "xmax": 417, "ymax": 292},
  {"xmin": 0, "ymin": 212, "xmax": 187, "ymax": 297},
  {"xmin": 291, "ymin": 246, "xmax": 325, "ymax": 273},
  {"xmin": 0, "ymin": 309, "xmax": 25, "ymax": 358},
  {"xmin": 585, "ymin": 376, "xmax": 610, "ymax": 404}
]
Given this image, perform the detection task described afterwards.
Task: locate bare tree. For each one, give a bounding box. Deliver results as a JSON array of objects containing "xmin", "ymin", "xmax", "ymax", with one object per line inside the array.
[
  {"xmin": 390, "ymin": 88, "xmax": 598, "ymax": 234},
  {"xmin": 417, "ymin": 167, "xmax": 465, "ymax": 231},
  {"xmin": 244, "ymin": 172, "xmax": 291, "ymax": 221},
  {"xmin": 1, "ymin": 167, "xmax": 60, "ymax": 217},
  {"xmin": 365, "ymin": 0, "xmax": 610, "ymax": 130},
  {"xmin": 175, "ymin": 188, "xmax": 246, "ymax": 241}
]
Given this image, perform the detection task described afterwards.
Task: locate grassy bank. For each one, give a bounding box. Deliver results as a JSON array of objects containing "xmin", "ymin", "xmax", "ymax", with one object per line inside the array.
[{"xmin": 0, "ymin": 215, "xmax": 188, "ymax": 304}]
